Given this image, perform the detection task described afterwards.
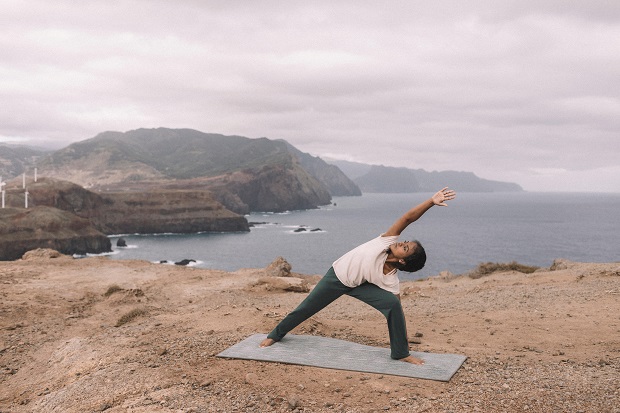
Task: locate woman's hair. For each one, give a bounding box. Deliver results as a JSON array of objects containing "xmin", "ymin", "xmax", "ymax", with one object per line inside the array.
[{"xmin": 399, "ymin": 240, "xmax": 426, "ymax": 272}]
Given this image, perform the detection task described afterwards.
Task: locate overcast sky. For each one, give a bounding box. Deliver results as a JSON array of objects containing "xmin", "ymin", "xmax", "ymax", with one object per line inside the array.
[{"xmin": 1, "ymin": 1, "xmax": 619, "ymax": 192}]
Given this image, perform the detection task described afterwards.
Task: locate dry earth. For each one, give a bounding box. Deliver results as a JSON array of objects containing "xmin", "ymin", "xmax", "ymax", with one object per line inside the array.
[{"xmin": 1, "ymin": 251, "xmax": 619, "ymax": 413}]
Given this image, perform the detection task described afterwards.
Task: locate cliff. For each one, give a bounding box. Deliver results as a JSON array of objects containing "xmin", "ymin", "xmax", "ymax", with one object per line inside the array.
[
  {"xmin": 0, "ymin": 206, "xmax": 111, "ymax": 260},
  {"xmin": 94, "ymin": 191, "xmax": 249, "ymax": 234},
  {"xmin": 281, "ymin": 142, "xmax": 361, "ymax": 196},
  {"xmin": 3, "ymin": 177, "xmax": 249, "ymax": 235},
  {"xmin": 0, "ymin": 176, "xmax": 249, "ymax": 259},
  {"xmin": 197, "ymin": 163, "xmax": 332, "ymax": 213}
]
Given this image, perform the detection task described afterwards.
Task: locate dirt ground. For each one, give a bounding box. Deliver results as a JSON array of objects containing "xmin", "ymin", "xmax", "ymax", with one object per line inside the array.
[{"xmin": 1, "ymin": 250, "xmax": 619, "ymax": 413}]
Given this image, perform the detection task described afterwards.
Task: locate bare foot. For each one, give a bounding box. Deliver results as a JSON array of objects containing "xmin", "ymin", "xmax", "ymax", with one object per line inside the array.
[
  {"xmin": 399, "ymin": 355, "xmax": 424, "ymax": 365},
  {"xmin": 259, "ymin": 338, "xmax": 276, "ymax": 348}
]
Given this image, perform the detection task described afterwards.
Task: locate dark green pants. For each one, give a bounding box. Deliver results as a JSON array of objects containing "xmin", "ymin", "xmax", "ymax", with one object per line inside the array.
[{"xmin": 267, "ymin": 267, "xmax": 410, "ymax": 359}]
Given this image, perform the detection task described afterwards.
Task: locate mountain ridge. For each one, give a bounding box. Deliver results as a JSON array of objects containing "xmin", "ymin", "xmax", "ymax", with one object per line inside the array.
[{"xmin": 34, "ymin": 128, "xmax": 360, "ymax": 212}]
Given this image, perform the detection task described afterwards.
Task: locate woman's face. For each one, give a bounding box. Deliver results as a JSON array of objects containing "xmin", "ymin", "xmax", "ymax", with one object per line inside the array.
[{"xmin": 389, "ymin": 241, "xmax": 417, "ymax": 259}]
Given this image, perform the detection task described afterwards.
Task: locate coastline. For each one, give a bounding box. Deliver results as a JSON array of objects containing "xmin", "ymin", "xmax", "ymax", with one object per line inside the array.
[{"xmin": 1, "ymin": 252, "xmax": 618, "ymax": 412}]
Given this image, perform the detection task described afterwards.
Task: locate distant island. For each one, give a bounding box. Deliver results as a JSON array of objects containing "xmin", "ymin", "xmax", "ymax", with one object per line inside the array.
[{"xmin": 325, "ymin": 159, "xmax": 523, "ymax": 193}]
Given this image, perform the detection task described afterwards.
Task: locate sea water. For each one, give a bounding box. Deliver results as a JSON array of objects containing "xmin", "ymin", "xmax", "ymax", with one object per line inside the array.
[{"xmin": 107, "ymin": 192, "xmax": 620, "ymax": 280}]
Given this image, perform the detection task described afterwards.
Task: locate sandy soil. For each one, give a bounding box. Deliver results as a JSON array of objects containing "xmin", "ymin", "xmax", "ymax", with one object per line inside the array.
[{"xmin": 1, "ymin": 251, "xmax": 619, "ymax": 413}]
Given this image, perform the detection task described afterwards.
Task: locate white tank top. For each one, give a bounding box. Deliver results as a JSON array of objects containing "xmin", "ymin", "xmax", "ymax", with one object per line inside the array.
[{"xmin": 332, "ymin": 235, "xmax": 400, "ymax": 294}]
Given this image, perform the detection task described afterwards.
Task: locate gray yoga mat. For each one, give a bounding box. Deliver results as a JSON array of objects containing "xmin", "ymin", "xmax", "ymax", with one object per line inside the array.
[{"xmin": 217, "ymin": 333, "xmax": 467, "ymax": 382}]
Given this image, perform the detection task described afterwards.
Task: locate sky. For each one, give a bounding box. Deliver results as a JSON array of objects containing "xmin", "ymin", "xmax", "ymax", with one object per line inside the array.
[{"xmin": 1, "ymin": 1, "xmax": 619, "ymax": 192}]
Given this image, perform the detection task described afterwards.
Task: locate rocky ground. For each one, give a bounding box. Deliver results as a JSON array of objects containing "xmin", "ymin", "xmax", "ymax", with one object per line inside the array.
[{"xmin": 1, "ymin": 250, "xmax": 619, "ymax": 413}]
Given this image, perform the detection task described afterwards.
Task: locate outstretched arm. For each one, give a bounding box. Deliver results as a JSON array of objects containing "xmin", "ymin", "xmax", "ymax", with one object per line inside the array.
[{"xmin": 383, "ymin": 187, "xmax": 456, "ymax": 237}]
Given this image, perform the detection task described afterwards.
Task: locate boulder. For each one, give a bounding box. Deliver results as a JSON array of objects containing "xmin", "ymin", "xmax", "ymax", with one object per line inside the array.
[
  {"xmin": 255, "ymin": 276, "xmax": 309, "ymax": 293},
  {"xmin": 265, "ymin": 256, "xmax": 292, "ymax": 277},
  {"xmin": 436, "ymin": 270, "xmax": 457, "ymax": 282},
  {"xmin": 22, "ymin": 248, "xmax": 65, "ymax": 260},
  {"xmin": 116, "ymin": 237, "xmax": 127, "ymax": 247},
  {"xmin": 550, "ymin": 258, "xmax": 577, "ymax": 271}
]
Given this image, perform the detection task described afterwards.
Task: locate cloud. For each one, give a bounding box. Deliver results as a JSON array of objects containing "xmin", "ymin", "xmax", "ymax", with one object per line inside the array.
[{"xmin": 1, "ymin": 0, "xmax": 619, "ymax": 191}]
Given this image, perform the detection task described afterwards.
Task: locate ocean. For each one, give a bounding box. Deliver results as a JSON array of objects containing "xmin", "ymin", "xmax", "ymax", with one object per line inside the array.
[{"xmin": 106, "ymin": 192, "xmax": 620, "ymax": 280}]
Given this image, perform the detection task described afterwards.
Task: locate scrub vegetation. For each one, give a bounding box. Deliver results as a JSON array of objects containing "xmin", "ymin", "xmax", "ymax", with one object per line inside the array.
[{"xmin": 467, "ymin": 261, "xmax": 540, "ymax": 279}]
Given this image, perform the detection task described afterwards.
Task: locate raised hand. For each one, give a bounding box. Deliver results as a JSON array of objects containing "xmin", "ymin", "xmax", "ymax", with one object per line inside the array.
[{"xmin": 431, "ymin": 187, "xmax": 456, "ymax": 207}]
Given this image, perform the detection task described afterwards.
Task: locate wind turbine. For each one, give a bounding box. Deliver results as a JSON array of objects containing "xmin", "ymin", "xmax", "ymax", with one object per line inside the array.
[{"xmin": 0, "ymin": 176, "xmax": 5, "ymax": 208}]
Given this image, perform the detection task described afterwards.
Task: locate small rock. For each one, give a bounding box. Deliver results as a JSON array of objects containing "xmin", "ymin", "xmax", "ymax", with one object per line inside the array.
[
  {"xmin": 116, "ymin": 237, "xmax": 127, "ymax": 247},
  {"xmin": 287, "ymin": 393, "xmax": 301, "ymax": 408},
  {"xmin": 245, "ymin": 372, "xmax": 258, "ymax": 384},
  {"xmin": 367, "ymin": 380, "xmax": 392, "ymax": 394}
]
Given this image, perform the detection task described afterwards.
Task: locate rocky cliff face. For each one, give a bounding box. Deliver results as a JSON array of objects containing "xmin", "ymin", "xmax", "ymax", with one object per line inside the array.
[
  {"xmin": 94, "ymin": 190, "xmax": 249, "ymax": 234},
  {"xmin": 0, "ymin": 177, "xmax": 249, "ymax": 259},
  {"xmin": 0, "ymin": 206, "xmax": 111, "ymax": 261},
  {"xmin": 3, "ymin": 177, "xmax": 249, "ymax": 235},
  {"xmin": 282, "ymin": 142, "xmax": 362, "ymax": 196},
  {"xmin": 204, "ymin": 163, "xmax": 332, "ymax": 213}
]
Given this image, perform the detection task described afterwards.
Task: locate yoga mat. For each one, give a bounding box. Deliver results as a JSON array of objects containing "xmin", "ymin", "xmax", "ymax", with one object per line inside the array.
[{"xmin": 217, "ymin": 333, "xmax": 467, "ymax": 382}]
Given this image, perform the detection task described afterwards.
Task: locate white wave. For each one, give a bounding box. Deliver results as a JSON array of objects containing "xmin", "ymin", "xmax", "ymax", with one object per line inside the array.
[
  {"xmin": 256, "ymin": 211, "xmax": 291, "ymax": 216},
  {"xmin": 153, "ymin": 259, "xmax": 204, "ymax": 267},
  {"xmin": 289, "ymin": 227, "xmax": 326, "ymax": 234},
  {"xmin": 73, "ymin": 250, "xmax": 120, "ymax": 258}
]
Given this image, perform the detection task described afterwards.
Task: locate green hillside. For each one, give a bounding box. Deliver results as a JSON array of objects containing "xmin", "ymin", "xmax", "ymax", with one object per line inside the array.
[{"xmin": 46, "ymin": 128, "xmax": 293, "ymax": 179}]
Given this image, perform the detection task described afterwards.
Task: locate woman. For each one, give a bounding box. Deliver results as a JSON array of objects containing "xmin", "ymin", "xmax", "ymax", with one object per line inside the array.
[{"xmin": 260, "ymin": 187, "xmax": 456, "ymax": 365}]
